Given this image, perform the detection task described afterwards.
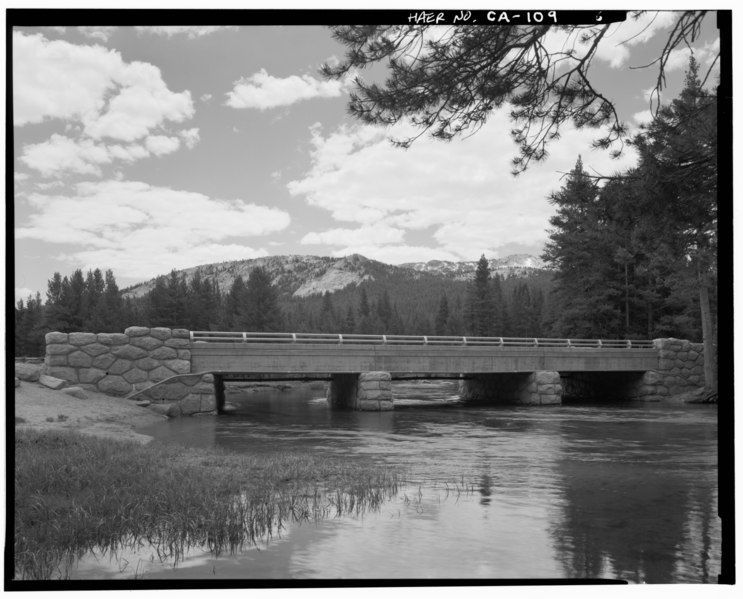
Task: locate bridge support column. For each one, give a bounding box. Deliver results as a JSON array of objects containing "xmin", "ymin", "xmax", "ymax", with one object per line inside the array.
[
  {"xmin": 214, "ymin": 374, "xmax": 226, "ymax": 414},
  {"xmin": 460, "ymin": 371, "xmax": 562, "ymax": 405},
  {"xmin": 327, "ymin": 372, "xmax": 393, "ymax": 411}
]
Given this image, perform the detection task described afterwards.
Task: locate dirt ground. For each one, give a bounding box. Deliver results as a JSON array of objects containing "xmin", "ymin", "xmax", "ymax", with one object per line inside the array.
[{"xmin": 13, "ymin": 381, "xmax": 165, "ymax": 444}]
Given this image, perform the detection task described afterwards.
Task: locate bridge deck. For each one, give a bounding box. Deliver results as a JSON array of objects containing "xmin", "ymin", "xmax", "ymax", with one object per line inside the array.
[{"xmin": 190, "ymin": 340, "xmax": 659, "ymax": 377}]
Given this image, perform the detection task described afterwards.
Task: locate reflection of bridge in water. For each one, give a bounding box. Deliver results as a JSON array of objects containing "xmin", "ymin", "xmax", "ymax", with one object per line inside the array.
[{"xmin": 189, "ymin": 332, "xmax": 660, "ymax": 412}]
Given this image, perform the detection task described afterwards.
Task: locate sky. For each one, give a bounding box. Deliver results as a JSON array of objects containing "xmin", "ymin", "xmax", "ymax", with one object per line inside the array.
[{"xmin": 11, "ymin": 10, "xmax": 722, "ymax": 302}]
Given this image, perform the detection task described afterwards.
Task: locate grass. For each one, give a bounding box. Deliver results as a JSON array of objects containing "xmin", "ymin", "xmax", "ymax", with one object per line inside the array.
[{"xmin": 13, "ymin": 429, "xmax": 402, "ymax": 580}]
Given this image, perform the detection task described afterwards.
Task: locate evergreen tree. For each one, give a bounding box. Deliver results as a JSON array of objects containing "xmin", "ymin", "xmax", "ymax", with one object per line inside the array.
[
  {"xmin": 435, "ymin": 294, "xmax": 450, "ymax": 336},
  {"xmin": 468, "ymin": 255, "xmax": 495, "ymax": 336},
  {"xmin": 242, "ymin": 267, "xmax": 283, "ymax": 331}
]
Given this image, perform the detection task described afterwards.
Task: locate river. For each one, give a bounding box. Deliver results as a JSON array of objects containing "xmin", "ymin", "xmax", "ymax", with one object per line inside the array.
[{"xmin": 72, "ymin": 381, "xmax": 720, "ymax": 582}]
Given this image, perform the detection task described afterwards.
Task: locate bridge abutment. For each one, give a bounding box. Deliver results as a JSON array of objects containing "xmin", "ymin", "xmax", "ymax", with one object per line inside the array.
[
  {"xmin": 327, "ymin": 372, "xmax": 394, "ymax": 411},
  {"xmin": 459, "ymin": 371, "xmax": 562, "ymax": 405}
]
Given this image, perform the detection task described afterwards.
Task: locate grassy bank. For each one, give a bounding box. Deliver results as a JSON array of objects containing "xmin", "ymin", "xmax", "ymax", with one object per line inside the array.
[{"xmin": 13, "ymin": 428, "xmax": 401, "ymax": 580}]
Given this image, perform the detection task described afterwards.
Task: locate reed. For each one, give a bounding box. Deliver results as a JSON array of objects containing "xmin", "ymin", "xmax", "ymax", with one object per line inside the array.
[{"xmin": 13, "ymin": 429, "xmax": 401, "ymax": 580}]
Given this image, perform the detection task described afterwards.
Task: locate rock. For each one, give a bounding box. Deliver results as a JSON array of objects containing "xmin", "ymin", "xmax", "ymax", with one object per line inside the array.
[
  {"xmin": 359, "ymin": 371, "xmax": 391, "ymax": 382},
  {"xmin": 124, "ymin": 326, "xmax": 150, "ymax": 337},
  {"xmin": 39, "ymin": 374, "xmax": 67, "ymax": 390},
  {"xmin": 78, "ymin": 368, "xmax": 106, "ymax": 385},
  {"xmin": 149, "ymin": 327, "xmax": 172, "ymax": 340},
  {"xmin": 111, "ymin": 345, "xmax": 148, "ymax": 360},
  {"xmin": 123, "ymin": 368, "xmax": 148, "ymax": 384},
  {"xmin": 68, "ymin": 351, "xmax": 93, "ymax": 368},
  {"xmin": 46, "ymin": 343, "xmax": 74, "ymax": 355},
  {"xmin": 92, "ymin": 354, "xmax": 116, "ymax": 369},
  {"xmin": 97, "ymin": 375, "xmax": 132, "ymax": 396},
  {"xmin": 68, "ymin": 332, "xmax": 97, "ymax": 346},
  {"xmin": 164, "ymin": 359, "xmax": 190, "ymax": 374},
  {"xmin": 62, "ymin": 386, "xmax": 88, "ymax": 399},
  {"xmin": 45, "ymin": 367, "xmax": 78, "ymax": 382},
  {"xmin": 135, "ymin": 357, "xmax": 161, "ymax": 372},
  {"xmin": 179, "ymin": 394, "xmax": 201, "ymax": 415},
  {"xmin": 149, "ymin": 365, "xmax": 176, "ymax": 381},
  {"xmin": 97, "ymin": 333, "xmax": 129, "ymax": 346},
  {"xmin": 164, "ymin": 338, "xmax": 190, "ymax": 348},
  {"xmin": 107, "ymin": 359, "xmax": 134, "ymax": 375},
  {"xmin": 136, "ymin": 400, "xmax": 151, "ymax": 407},
  {"xmin": 15, "ymin": 362, "xmax": 41, "ymax": 382},
  {"xmin": 130, "ymin": 336, "xmax": 163, "ymax": 351},
  {"xmin": 150, "ymin": 346, "xmax": 178, "ymax": 360},
  {"xmin": 172, "ymin": 329, "xmax": 190, "ymax": 339},
  {"xmin": 45, "ymin": 332, "xmax": 68, "ymax": 344},
  {"xmin": 80, "ymin": 342, "xmax": 110, "ymax": 357}
]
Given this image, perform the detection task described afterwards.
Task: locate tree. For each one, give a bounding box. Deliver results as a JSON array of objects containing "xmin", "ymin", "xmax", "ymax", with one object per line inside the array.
[
  {"xmin": 632, "ymin": 57, "xmax": 718, "ymax": 391},
  {"xmin": 323, "ymin": 13, "xmax": 714, "ymax": 173},
  {"xmin": 467, "ymin": 255, "xmax": 496, "ymax": 336},
  {"xmin": 435, "ymin": 294, "xmax": 450, "ymax": 336},
  {"xmin": 242, "ymin": 267, "xmax": 283, "ymax": 332}
]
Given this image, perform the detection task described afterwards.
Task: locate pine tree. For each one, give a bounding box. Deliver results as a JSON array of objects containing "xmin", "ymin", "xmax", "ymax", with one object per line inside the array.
[
  {"xmin": 435, "ymin": 294, "xmax": 450, "ymax": 336},
  {"xmin": 242, "ymin": 267, "xmax": 283, "ymax": 332}
]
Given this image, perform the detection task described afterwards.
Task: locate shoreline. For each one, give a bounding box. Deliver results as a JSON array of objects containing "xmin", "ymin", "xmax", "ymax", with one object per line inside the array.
[{"xmin": 14, "ymin": 381, "xmax": 165, "ymax": 444}]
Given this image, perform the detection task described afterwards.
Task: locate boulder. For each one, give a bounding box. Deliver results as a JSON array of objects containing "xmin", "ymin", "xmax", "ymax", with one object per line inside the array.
[
  {"xmin": 68, "ymin": 332, "xmax": 97, "ymax": 346},
  {"xmin": 62, "ymin": 386, "xmax": 88, "ymax": 399},
  {"xmin": 111, "ymin": 345, "xmax": 148, "ymax": 360},
  {"xmin": 136, "ymin": 400, "xmax": 151, "ymax": 407},
  {"xmin": 39, "ymin": 374, "xmax": 67, "ymax": 390},
  {"xmin": 68, "ymin": 351, "xmax": 93, "ymax": 368},
  {"xmin": 130, "ymin": 336, "xmax": 163, "ymax": 351},
  {"xmin": 149, "ymin": 327, "xmax": 172, "ymax": 340},
  {"xmin": 45, "ymin": 332, "xmax": 68, "ymax": 344},
  {"xmin": 172, "ymin": 329, "xmax": 190, "ymax": 339},
  {"xmin": 15, "ymin": 362, "xmax": 41, "ymax": 382},
  {"xmin": 78, "ymin": 368, "xmax": 107, "ymax": 385},
  {"xmin": 45, "ymin": 367, "xmax": 78, "ymax": 382},
  {"xmin": 97, "ymin": 333, "xmax": 129, "ymax": 346},
  {"xmin": 97, "ymin": 375, "xmax": 132, "ymax": 396},
  {"xmin": 80, "ymin": 343, "xmax": 110, "ymax": 357},
  {"xmin": 150, "ymin": 346, "xmax": 178, "ymax": 361},
  {"xmin": 124, "ymin": 326, "xmax": 150, "ymax": 337}
]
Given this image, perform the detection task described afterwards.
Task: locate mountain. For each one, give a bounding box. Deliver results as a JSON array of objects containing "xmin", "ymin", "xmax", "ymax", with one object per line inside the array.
[
  {"xmin": 122, "ymin": 253, "xmax": 548, "ymax": 299},
  {"xmin": 401, "ymin": 254, "xmax": 546, "ymax": 280}
]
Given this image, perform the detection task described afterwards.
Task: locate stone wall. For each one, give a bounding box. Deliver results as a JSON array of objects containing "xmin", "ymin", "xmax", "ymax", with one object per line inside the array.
[
  {"xmin": 44, "ymin": 327, "xmax": 216, "ymax": 416},
  {"xmin": 630, "ymin": 338, "xmax": 706, "ymax": 400},
  {"xmin": 460, "ymin": 371, "xmax": 562, "ymax": 405}
]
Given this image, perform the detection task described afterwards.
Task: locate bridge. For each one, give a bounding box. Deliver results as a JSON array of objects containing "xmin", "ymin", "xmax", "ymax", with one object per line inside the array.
[
  {"xmin": 42, "ymin": 328, "xmax": 705, "ymax": 414},
  {"xmin": 189, "ymin": 332, "xmax": 662, "ymax": 411}
]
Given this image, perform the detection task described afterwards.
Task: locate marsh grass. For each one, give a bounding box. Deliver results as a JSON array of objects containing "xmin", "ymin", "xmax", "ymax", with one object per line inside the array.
[{"xmin": 13, "ymin": 429, "xmax": 401, "ymax": 580}]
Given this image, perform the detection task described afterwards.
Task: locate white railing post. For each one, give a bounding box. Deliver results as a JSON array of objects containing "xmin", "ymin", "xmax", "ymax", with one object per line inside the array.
[{"xmin": 339, "ymin": 334, "xmax": 343, "ymax": 344}]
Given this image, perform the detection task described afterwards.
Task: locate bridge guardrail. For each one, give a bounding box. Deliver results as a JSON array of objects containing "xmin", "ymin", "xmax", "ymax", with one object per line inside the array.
[{"xmin": 189, "ymin": 331, "xmax": 654, "ymax": 349}]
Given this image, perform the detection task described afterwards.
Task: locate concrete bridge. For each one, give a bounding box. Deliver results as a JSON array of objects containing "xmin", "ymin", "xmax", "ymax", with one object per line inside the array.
[
  {"xmin": 42, "ymin": 328, "xmax": 707, "ymax": 415},
  {"xmin": 188, "ymin": 332, "xmax": 691, "ymax": 412}
]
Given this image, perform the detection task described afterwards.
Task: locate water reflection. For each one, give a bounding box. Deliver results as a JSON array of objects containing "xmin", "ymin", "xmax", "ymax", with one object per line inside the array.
[{"xmin": 132, "ymin": 383, "xmax": 719, "ymax": 582}]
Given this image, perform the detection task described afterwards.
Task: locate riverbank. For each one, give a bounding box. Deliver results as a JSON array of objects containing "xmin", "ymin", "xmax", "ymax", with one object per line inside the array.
[
  {"xmin": 12, "ymin": 382, "xmax": 401, "ymax": 581},
  {"xmin": 14, "ymin": 380, "xmax": 165, "ymax": 444}
]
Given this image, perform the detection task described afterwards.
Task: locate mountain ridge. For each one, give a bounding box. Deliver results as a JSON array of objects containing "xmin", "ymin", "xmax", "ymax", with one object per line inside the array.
[{"xmin": 122, "ymin": 253, "xmax": 547, "ymax": 299}]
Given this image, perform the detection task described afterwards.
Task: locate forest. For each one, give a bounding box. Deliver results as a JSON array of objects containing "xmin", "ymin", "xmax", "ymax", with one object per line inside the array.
[{"xmin": 15, "ymin": 59, "xmax": 717, "ymax": 380}]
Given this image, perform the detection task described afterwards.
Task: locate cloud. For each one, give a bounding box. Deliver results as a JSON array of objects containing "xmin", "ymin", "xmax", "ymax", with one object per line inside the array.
[
  {"xmin": 135, "ymin": 26, "xmax": 238, "ymax": 39},
  {"xmin": 16, "ymin": 180, "xmax": 291, "ymax": 279},
  {"xmin": 20, "ymin": 133, "xmax": 188, "ymax": 176},
  {"xmin": 301, "ymin": 225, "xmax": 405, "ymax": 247},
  {"xmin": 226, "ymin": 68, "xmax": 353, "ymax": 110},
  {"xmin": 288, "ymin": 115, "xmax": 639, "ymax": 263},
  {"xmin": 13, "ymin": 31, "xmax": 195, "ymax": 175},
  {"xmin": 15, "ymin": 288, "xmax": 36, "ymax": 303},
  {"xmin": 78, "ymin": 26, "xmax": 117, "ymax": 41}
]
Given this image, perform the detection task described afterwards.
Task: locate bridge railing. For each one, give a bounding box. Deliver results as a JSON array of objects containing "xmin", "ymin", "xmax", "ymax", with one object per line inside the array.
[{"xmin": 189, "ymin": 331, "xmax": 654, "ymax": 349}]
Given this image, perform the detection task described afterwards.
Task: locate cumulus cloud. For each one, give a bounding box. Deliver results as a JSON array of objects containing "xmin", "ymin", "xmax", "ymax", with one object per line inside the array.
[
  {"xmin": 20, "ymin": 133, "xmax": 187, "ymax": 176},
  {"xmin": 13, "ymin": 31, "xmax": 196, "ymax": 176},
  {"xmin": 226, "ymin": 68, "xmax": 353, "ymax": 110},
  {"xmin": 78, "ymin": 26, "xmax": 117, "ymax": 41},
  {"xmin": 135, "ymin": 26, "xmax": 238, "ymax": 38},
  {"xmin": 288, "ymin": 115, "xmax": 639, "ymax": 263},
  {"xmin": 301, "ymin": 225, "xmax": 405, "ymax": 247},
  {"xmin": 15, "ymin": 288, "xmax": 36, "ymax": 303},
  {"xmin": 16, "ymin": 180, "xmax": 291, "ymax": 279}
]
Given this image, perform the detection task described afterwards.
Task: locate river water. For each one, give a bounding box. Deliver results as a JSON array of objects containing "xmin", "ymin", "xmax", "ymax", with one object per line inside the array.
[{"xmin": 74, "ymin": 381, "xmax": 720, "ymax": 582}]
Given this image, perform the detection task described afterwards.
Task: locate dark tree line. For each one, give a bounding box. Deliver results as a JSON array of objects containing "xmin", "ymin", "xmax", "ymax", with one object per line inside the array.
[{"xmin": 542, "ymin": 59, "xmax": 717, "ymax": 388}]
